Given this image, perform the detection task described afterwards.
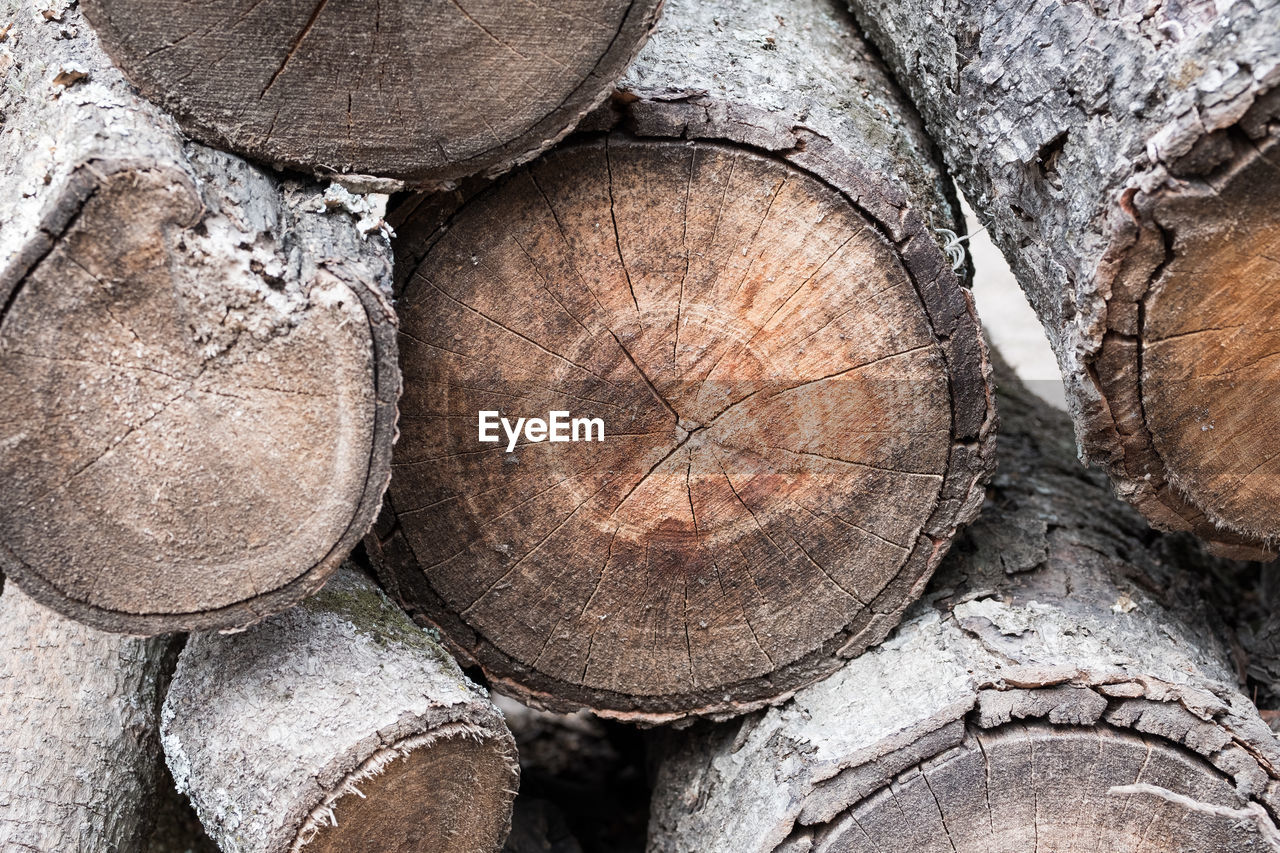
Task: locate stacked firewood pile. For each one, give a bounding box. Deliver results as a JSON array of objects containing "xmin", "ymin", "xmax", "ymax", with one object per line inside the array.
[{"xmin": 1, "ymin": 0, "xmax": 1278, "ymax": 849}]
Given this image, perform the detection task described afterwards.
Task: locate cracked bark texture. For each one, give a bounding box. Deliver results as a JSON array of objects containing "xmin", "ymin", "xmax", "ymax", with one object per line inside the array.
[
  {"xmin": 78, "ymin": 0, "xmax": 664, "ymax": 188},
  {"xmin": 0, "ymin": 582, "xmax": 178, "ymax": 852},
  {"xmin": 368, "ymin": 0, "xmax": 996, "ymax": 724},
  {"xmin": 0, "ymin": 0, "xmax": 400, "ymax": 634},
  {"xmin": 846, "ymin": 0, "xmax": 1280, "ymax": 557},
  {"xmin": 647, "ymin": 356, "xmax": 1280, "ymax": 852},
  {"xmin": 162, "ymin": 563, "xmax": 517, "ymax": 850},
  {"xmin": 161, "ymin": 566, "xmax": 519, "ymax": 853}
]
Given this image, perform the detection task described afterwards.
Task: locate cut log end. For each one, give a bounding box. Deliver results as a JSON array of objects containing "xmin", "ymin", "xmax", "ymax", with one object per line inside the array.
[
  {"xmin": 0, "ymin": 160, "xmax": 399, "ymax": 633},
  {"xmin": 80, "ymin": 0, "xmax": 663, "ymax": 186},
  {"xmin": 1102, "ymin": 121, "xmax": 1280, "ymax": 553},
  {"xmin": 300, "ymin": 727, "xmax": 517, "ymax": 853},
  {"xmin": 807, "ymin": 721, "xmax": 1271, "ymax": 852},
  {"xmin": 372, "ymin": 133, "xmax": 993, "ymax": 720},
  {"xmin": 163, "ymin": 567, "xmax": 519, "ymax": 853}
]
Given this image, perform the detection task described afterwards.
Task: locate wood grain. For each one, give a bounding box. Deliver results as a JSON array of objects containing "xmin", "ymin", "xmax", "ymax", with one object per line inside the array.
[
  {"xmin": 80, "ymin": 0, "xmax": 663, "ymax": 187},
  {"xmin": 848, "ymin": 0, "xmax": 1280, "ymax": 556},
  {"xmin": 372, "ymin": 0, "xmax": 995, "ymax": 722},
  {"xmin": 0, "ymin": 1, "xmax": 399, "ymax": 634},
  {"xmin": 813, "ymin": 722, "xmax": 1267, "ymax": 853},
  {"xmin": 647, "ymin": 357, "xmax": 1280, "ymax": 852}
]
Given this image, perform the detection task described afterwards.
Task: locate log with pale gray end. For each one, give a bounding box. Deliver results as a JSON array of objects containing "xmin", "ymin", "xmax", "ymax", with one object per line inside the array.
[
  {"xmin": 371, "ymin": 0, "xmax": 995, "ymax": 724},
  {"xmin": 78, "ymin": 0, "xmax": 664, "ymax": 188},
  {"xmin": 0, "ymin": 0, "xmax": 399, "ymax": 635},
  {"xmin": 162, "ymin": 567, "xmax": 520, "ymax": 853},
  {"xmin": 0, "ymin": 583, "xmax": 178, "ymax": 853},
  {"xmin": 647, "ymin": 359, "xmax": 1280, "ymax": 853},
  {"xmin": 847, "ymin": 0, "xmax": 1280, "ymax": 558}
]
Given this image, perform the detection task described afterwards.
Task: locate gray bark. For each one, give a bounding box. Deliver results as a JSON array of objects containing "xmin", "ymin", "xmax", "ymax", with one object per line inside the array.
[
  {"xmin": 0, "ymin": 0, "xmax": 399, "ymax": 635},
  {"xmin": 846, "ymin": 0, "xmax": 1280, "ymax": 556},
  {"xmin": 0, "ymin": 583, "xmax": 177, "ymax": 852},
  {"xmin": 647, "ymin": 358, "xmax": 1280, "ymax": 852},
  {"xmin": 162, "ymin": 566, "xmax": 519, "ymax": 853}
]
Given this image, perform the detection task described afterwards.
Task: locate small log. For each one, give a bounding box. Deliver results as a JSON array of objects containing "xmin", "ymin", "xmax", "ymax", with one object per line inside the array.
[
  {"xmin": 0, "ymin": 582, "xmax": 178, "ymax": 852},
  {"xmin": 78, "ymin": 0, "xmax": 664, "ymax": 188},
  {"xmin": 647, "ymin": 357, "xmax": 1280, "ymax": 853},
  {"xmin": 0, "ymin": 0, "xmax": 399, "ymax": 634},
  {"xmin": 846, "ymin": 0, "xmax": 1280, "ymax": 557},
  {"xmin": 161, "ymin": 566, "xmax": 520, "ymax": 853},
  {"xmin": 368, "ymin": 0, "xmax": 996, "ymax": 723}
]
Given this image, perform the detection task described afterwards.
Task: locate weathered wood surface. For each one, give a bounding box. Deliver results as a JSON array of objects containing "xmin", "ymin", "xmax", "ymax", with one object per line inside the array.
[
  {"xmin": 647, "ymin": 357, "xmax": 1280, "ymax": 852},
  {"xmin": 847, "ymin": 0, "xmax": 1280, "ymax": 557},
  {"xmin": 0, "ymin": 0, "xmax": 399, "ymax": 634},
  {"xmin": 162, "ymin": 566, "xmax": 519, "ymax": 853},
  {"xmin": 78, "ymin": 0, "xmax": 663, "ymax": 188},
  {"xmin": 0, "ymin": 582, "xmax": 178, "ymax": 852},
  {"xmin": 369, "ymin": 0, "xmax": 996, "ymax": 724}
]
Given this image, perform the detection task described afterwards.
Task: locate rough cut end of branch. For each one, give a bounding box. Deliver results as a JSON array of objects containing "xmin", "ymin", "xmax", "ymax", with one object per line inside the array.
[
  {"xmin": 79, "ymin": 0, "xmax": 664, "ymax": 187},
  {"xmin": 1100, "ymin": 112, "xmax": 1280, "ymax": 556},
  {"xmin": 797, "ymin": 721, "xmax": 1279, "ymax": 852},
  {"xmin": 0, "ymin": 154, "xmax": 400, "ymax": 634},
  {"xmin": 163, "ymin": 567, "xmax": 519, "ymax": 853},
  {"xmin": 645, "ymin": 360, "xmax": 1280, "ymax": 853},
  {"xmin": 370, "ymin": 131, "xmax": 994, "ymax": 721}
]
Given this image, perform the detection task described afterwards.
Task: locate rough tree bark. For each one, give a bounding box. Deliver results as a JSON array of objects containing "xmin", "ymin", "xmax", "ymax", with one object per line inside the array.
[
  {"xmin": 77, "ymin": 0, "xmax": 664, "ymax": 188},
  {"xmin": 0, "ymin": 0, "xmax": 400, "ymax": 634},
  {"xmin": 0, "ymin": 581, "xmax": 178, "ymax": 852},
  {"xmin": 647, "ymin": 356, "xmax": 1280, "ymax": 853},
  {"xmin": 846, "ymin": 0, "xmax": 1280, "ymax": 557},
  {"xmin": 367, "ymin": 0, "xmax": 996, "ymax": 724},
  {"xmin": 162, "ymin": 566, "xmax": 520, "ymax": 853}
]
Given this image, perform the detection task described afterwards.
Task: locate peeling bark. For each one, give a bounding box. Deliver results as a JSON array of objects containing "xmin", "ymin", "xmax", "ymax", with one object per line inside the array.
[
  {"xmin": 647, "ymin": 356, "xmax": 1280, "ymax": 852},
  {"xmin": 161, "ymin": 566, "xmax": 519, "ymax": 853},
  {"xmin": 368, "ymin": 0, "xmax": 996, "ymax": 724},
  {"xmin": 0, "ymin": 0, "xmax": 399, "ymax": 634},
  {"xmin": 0, "ymin": 583, "xmax": 178, "ymax": 852},
  {"xmin": 846, "ymin": 0, "xmax": 1280, "ymax": 556},
  {"xmin": 78, "ymin": 0, "xmax": 663, "ymax": 188}
]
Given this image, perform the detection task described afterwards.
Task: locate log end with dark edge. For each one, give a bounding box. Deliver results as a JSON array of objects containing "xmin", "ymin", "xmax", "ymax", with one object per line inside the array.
[
  {"xmin": 370, "ymin": 127, "xmax": 994, "ymax": 721},
  {"xmin": 162, "ymin": 567, "xmax": 519, "ymax": 853},
  {"xmin": 0, "ymin": 154, "xmax": 400, "ymax": 634},
  {"xmin": 1102, "ymin": 99, "xmax": 1280, "ymax": 556},
  {"xmin": 847, "ymin": 0, "xmax": 1280, "ymax": 558},
  {"xmin": 78, "ymin": 0, "xmax": 665, "ymax": 187},
  {"xmin": 645, "ymin": 356, "xmax": 1280, "ymax": 852}
]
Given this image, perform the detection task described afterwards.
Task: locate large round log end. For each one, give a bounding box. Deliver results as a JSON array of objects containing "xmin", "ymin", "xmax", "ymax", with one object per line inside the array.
[{"xmin": 372, "ymin": 134, "xmax": 994, "ymax": 720}]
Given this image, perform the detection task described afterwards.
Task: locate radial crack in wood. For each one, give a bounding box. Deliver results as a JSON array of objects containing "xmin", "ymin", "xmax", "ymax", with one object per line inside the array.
[
  {"xmin": 646, "ymin": 356, "xmax": 1280, "ymax": 852},
  {"xmin": 368, "ymin": 0, "xmax": 995, "ymax": 722},
  {"xmin": 0, "ymin": 0, "xmax": 400, "ymax": 634},
  {"xmin": 78, "ymin": 0, "xmax": 664, "ymax": 187},
  {"xmin": 846, "ymin": 0, "xmax": 1280, "ymax": 556},
  {"xmin": 161, "ymin": 566, "xmax": 520, "ymax": 853}
]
